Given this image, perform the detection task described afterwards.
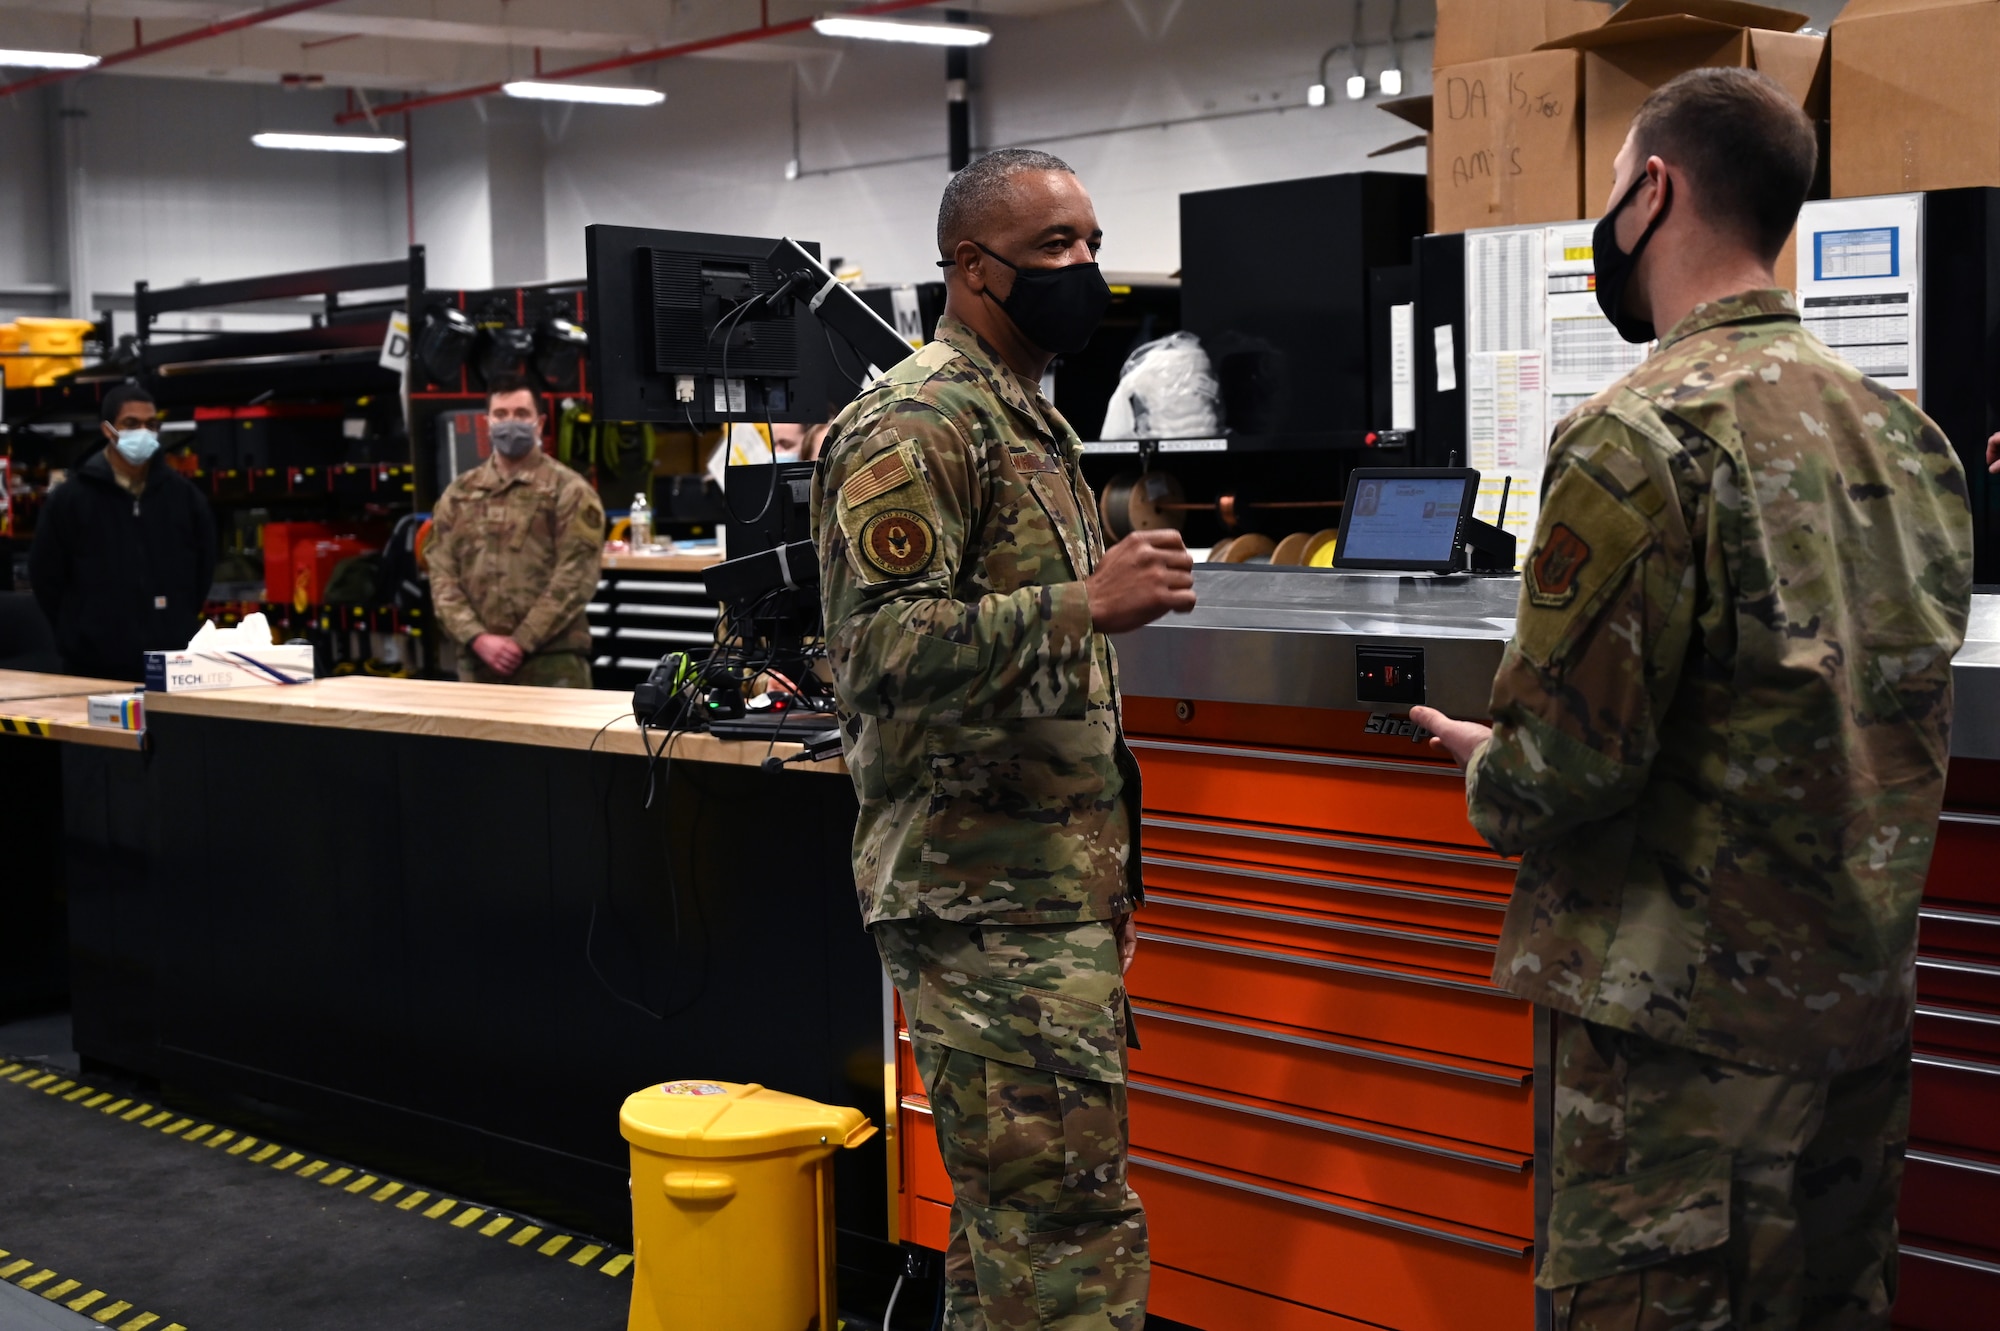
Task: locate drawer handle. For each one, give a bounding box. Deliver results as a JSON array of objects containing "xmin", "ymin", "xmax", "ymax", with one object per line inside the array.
[
  {"xmin": 1129, "ymin": 1076, "xmax": 1529, "ymax": 1172},
  {"xmin": 1128, "ymin": 1152, "xmax": 1531, "ymax": 1257},
  {"xmin": 1136, "ymin": 929, "xmax": 1506, "ymax": 998},
  {"xmin": 1144, "ymin": 815, "xmax": 1511, "ymax": 872},
  {"xmin": 1939, "ymin": 810, "xmax": 2000, "ymax": 828},
  {"xmin": 1920, "ymin": 905, "xmax": 2000, "ymax": 927},
  {"xmin": 1907, "ymin": 1147, "xmax": 2000, "ymax": 1178},
  {"xmin": 1900, "ymin": 1244, "xmax": 2000, "ymax": 1277},
  {"xmin": 1127, "ymin": 737, "xmax": 1464, "ymax": 781},
  {"xmin": 1130, "ymin": 1003, "xmax": 1529, "ymax": 1087},
  {"xmin": 1913, "ymin": 1051, "xmax": 2000, "ymax": 1078},
  {"xmin": 1143, "ymin": 851, "xmax": 1508, "ymax": 913},
  {"xmin": 1917, "ymin": 1002, "xmax": 2000, "ymax": 1029},
  {"xmin": 1916, "ymin": 956, "xmax": 2000, "ymax": 979},
  {"xmin": 1146, "ymin": 889, "xmax": 1496, "ymax": 953}
]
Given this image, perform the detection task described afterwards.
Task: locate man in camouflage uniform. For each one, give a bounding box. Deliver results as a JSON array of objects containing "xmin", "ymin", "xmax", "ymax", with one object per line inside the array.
[
  {"xmin": 429, "ymin": 375, "xmax": 605, "ymax": 688},
  {"xmin": 1414, "ymin": 70, "xmax": 1975, "ymax": 1329},
  {"xmin": 811, "ymin": 148, "xmax": 1195, "ymax": 1330}
]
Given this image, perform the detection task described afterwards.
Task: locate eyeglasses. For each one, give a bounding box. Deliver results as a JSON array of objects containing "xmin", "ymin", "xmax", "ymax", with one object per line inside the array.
[{"xmin": 488, "ymin": 406, "xmax": 539, "ymax": 422}]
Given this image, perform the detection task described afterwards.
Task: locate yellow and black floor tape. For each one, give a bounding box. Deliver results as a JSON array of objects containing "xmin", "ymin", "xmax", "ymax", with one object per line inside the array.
[
  {"xmin": 0, "ymin": 1057, "xmax": 636, "ymax": 1327},
  {"xmin": 0, "ymin": 1244, "xmax": 183, "ymax": 1331}
]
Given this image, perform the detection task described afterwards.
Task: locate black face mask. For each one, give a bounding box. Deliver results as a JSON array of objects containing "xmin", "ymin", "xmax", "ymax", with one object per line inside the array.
[
  {"xmin": 938, "ymin": 243, "xmax": 1111, "ymax": 354},
  {"xmin": 1593, "ymin": 172, "xmax": 1673, "ymax": 344}
]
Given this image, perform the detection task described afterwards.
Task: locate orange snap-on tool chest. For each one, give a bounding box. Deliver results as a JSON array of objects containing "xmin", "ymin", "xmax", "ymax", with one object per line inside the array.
[{"xmin": 885, "ymin": 572, "xmax": 2000, "ymax": 1331}]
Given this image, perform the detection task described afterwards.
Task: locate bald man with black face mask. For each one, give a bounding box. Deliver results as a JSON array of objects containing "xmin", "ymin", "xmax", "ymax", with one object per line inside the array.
[{"xmin": 810, "ymin": 148, "xmax": 1194, "ymax": 1331}]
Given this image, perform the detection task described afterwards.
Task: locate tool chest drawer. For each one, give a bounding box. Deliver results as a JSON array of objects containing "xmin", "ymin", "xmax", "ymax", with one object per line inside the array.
[
  {"xmin": 1133, "ymin": 1149, "xmax": 1533, "ymax": 1331},
  {"xmin": 1129, "ymin": 1001, "xmax": 1532, "ymax": 1154},
  {"xmin": 1142, "ymin": 847, "xmax": 1504, "ymax": 946},
  {"xmin": 1901, "ymin": 1148, "xmax": 2000, "ymax": 1255},
  {"xmin": 1129, "ymin": 925, "xmax": 1530, "ymax": 1069},
  {"xmin": 1914, "ymin": 1002, "xmax": 2000, "ymax": 1060},
  {"xmin": 1927, "ymin": 811, "xmax": 2000, "ymax": 910},
  {"xmin": 1911, "ymin": 1052, "xmax": 2000, "ymax": 1156},
  {"xmin": 1144, "ymin": 813, "xmax": 1517, "ymax": 902},
  {"xmin": 1141, "ymin": 890, "xmax": 1497, "ymax": 984},
  {"xmin": 1129, "ymin": 738, "xmax": 1487, "ymax": 849},
  {"xmin": 1129, "ymin": 1073, "xmax": 1531, "ymax": 1239}
]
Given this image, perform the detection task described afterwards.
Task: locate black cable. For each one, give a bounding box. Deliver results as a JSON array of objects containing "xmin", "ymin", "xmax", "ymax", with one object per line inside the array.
[
  {"xmin": 822, "ymin": 320, "xmax": 864, "ymax": 389},
  {"xmin": 584, "ymin": 711, "xmax": 668, "ymax": 1023},
  {"xmin": 706, "ymin": 293, "xmax": 785, "ymax": 531}
]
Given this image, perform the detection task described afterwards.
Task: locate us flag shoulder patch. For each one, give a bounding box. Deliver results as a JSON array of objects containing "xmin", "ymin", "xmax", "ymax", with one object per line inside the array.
[{"xmin": 841, "ymin": 447, "xmax": 915, "ymax": 509}]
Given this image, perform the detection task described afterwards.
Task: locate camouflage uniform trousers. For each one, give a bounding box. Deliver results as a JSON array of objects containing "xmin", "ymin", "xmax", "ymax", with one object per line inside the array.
[
  {"xmin": 1543, "ymin": 1011, "xmax": 1910, "ymax": 1331},
  {"xmin": 456, "ymin": 649, "xmax": 592, "ymax": 688},
  {"xmin": 874, "ymin": 916, "xmax": 1148, "ymax": 1331}
]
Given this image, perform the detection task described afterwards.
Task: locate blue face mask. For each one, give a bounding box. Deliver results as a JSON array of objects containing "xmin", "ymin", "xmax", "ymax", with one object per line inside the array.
[{"xmin": 113, "ymin": 428, "xmax": 160, "ymax": 465}]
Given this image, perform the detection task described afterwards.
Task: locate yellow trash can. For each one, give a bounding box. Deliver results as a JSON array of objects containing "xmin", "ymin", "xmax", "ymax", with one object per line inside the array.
[{"xmin": 621, "ymin": 1079, "xmax": 876, "ymax": 1331}]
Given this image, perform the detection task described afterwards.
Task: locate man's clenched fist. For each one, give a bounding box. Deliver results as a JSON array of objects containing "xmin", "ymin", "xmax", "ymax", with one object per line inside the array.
[{"xmin": 1086, "ymin": 529, "xmax": 1197, "ymax": 635}]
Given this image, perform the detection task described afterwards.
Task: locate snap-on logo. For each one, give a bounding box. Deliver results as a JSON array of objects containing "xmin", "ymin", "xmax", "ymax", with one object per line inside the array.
[{"xmin": 1363, "ymin": 713, "xmax": 1432, "ymax": 743}]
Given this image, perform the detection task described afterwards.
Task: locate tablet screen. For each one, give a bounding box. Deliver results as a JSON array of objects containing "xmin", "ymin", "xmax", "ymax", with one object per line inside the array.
[{"xmin": 1338, "ymin": 476, "xmax": 1470, "ymax": 566}]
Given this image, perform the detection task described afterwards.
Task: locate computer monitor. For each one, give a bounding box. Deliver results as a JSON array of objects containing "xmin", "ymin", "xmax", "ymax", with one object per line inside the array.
[
  {"xmin": 585, "ymin": 224, "xmax": 844, "ymax": 425},
  {"xmin": 1332, "ymin": 467, "xmax": 1480, "ymax": 573}
]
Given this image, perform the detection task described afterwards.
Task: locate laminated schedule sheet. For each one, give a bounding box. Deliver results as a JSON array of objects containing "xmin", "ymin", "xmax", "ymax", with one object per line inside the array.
[{"xmin": 1796, "ymin": 194, "xmax": 1922, "ymax": 394}]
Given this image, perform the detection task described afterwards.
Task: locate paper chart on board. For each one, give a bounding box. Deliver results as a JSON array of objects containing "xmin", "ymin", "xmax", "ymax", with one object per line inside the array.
[
  {"xmin": 1466, "ymin": 348, "xmax": 1544, "ymax": 551},
  {"xmin": 1795, "ymin": 194, "xmax": 1923, "ymax": 394}
]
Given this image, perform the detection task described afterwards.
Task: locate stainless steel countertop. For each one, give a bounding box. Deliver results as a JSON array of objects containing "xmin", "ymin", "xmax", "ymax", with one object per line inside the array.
[{"xmin": 1115, "ymin": 568, "xmax": 2000, "ymax": 762}]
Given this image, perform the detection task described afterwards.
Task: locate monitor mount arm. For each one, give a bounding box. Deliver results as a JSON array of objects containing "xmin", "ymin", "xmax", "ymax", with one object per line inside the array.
[{"xmin": 756, "ymin": 237, "xmax": 918, "ymax": 377}]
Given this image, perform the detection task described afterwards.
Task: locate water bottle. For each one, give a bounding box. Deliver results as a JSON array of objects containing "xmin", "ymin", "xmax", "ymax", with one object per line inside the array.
[{"xmin": 630, "ymin": 491, "xmax": 653, "ymax": 549}]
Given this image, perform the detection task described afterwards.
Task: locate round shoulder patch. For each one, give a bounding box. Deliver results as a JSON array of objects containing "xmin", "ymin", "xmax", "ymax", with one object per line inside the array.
[{"xmin": 860, "ymin": 508, "xmax": 936, "ymax": 578}]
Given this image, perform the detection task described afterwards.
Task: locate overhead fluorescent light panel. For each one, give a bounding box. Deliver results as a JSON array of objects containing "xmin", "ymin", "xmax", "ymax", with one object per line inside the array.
[
  {"xmin": 501, "ymin": 80, "xmax": 665, "ymax": 106},
  {"xmin": 0, "ymin": 48, "xmax": 101, "ymax": 69},
  {"xmin": 252, "ymin": 132, "xmax": 405, "ymax": 154},
  {"xmin": 812, "ymin": 15, "xmax": 992, "ymax": 46}
]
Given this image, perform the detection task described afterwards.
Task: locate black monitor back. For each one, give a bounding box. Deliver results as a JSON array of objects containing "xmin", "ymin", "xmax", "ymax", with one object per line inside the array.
[
  {"xmin": 586, "ymin": 224, "xmax": 844, "ymax": 425},
  {"xmin": 1179, "ymin": 172, "xmax": 1427, "ymax": 448}
]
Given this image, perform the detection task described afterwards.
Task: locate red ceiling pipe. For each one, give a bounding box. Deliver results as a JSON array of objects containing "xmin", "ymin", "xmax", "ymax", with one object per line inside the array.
[
  {"xmin": 0, "ymin": 0, "xmax": 351, "ymax": 99},
  {"xmin": 335, "ymin": 0, "xmax": 945, "ymax": 124}
]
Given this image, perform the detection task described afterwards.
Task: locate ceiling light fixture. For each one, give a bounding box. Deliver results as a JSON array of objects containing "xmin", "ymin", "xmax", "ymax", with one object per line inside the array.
[
  {"xmin": 252, "ymin": 132, "xmax": 405, "ymax": 153},
  {"xmin": 1379, "ymin": 68, "xmax": 1403, "ymax": 96},
  {"xmin": 1307, "ymin": 82, "xmax": 1327, "ymax": 108},
  {"xmin": 1345, "ymin": 74, "xmax": 1368, "ymax": 100},
  {"xmin": 0, "ymin": 48, "xmax": 100, "ymax": 69},
  {"xmin": 811, "ymin": 15, "xmax": 992, "ymax": 47},
  {"xmin": 501, "ymin": 80, "xmax": 665, "ymax": 107}
]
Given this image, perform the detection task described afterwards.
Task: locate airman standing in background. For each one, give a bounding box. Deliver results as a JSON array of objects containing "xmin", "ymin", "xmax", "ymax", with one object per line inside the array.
[{"xmin": 428, "ymin": 374, "xmax": 605, "ymax": 688}]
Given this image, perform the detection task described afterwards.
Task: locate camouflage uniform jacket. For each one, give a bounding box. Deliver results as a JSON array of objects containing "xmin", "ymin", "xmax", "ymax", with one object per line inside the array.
[
  {"xmin": 428, "ymin": 450, "xmax": 605, "ymax": 656},
  {"xmin": 810, "ymin": 314, "xmax": 1144, "ymax": 927},
  {"xmin": 1466, "ymin": 289, "xmax": 1974, "ymax": 1076}
]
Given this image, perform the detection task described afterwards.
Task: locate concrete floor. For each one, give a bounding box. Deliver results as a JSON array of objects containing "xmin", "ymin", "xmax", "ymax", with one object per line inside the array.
[{"xmin": 0, "ymin": 1013, "xmax": 99, "ymax": 1331}]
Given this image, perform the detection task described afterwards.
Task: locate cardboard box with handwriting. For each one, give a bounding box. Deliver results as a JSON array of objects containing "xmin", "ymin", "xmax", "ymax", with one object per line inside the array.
[{"xmin": 1432, "ymin": 49, "xmax": 1587, "ymax": 233}]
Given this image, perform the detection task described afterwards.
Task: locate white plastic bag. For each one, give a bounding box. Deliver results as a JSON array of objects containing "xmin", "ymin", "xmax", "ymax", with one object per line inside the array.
[{"xmin": 1098, "ymin": 331, "xmax": 1220, "ymax": 441}]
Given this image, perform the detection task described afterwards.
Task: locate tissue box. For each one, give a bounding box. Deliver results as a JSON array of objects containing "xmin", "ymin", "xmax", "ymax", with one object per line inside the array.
[
  {"xmin": 144, "ymin": 644, "xmax": 316, "ymax": 692},
  {"xmin": 87, "ymin": 693, "xmax": 145, "ymax": 730}
]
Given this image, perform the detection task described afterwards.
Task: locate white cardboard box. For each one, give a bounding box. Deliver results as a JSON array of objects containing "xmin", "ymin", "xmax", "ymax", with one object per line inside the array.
[
  {"xmin": 86, "ymin": 692, "xmax": 145, "ymax": 730},
  {"xmin": 144, "ymin": 644, "xmax": 315, "ymax": 692}
]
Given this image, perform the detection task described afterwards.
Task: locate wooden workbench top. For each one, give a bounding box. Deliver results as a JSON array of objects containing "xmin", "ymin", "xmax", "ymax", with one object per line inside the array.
[
  {"xmin": 598, "ymin": 549, "xmax": 723, "ymax": 574},
  {"xmin": 0, "ymin": 669, "xmax": 131, "ymax": 702},
  {"xmin": 0, "ymin": 687, "xmax": 146, "ymax": 751},
  {"xmin": 143, "ymin": 676, "xmax": 846, "ymax": 772}
]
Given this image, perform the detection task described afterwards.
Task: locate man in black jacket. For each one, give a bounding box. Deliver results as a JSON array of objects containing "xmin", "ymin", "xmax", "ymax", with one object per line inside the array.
[{"xmin": 30, "ymin": 384, "xmax": 216, "ymax": 681}]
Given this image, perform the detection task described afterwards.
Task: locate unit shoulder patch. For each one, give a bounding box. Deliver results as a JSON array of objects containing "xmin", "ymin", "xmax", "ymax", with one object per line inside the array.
[
  {"xmin": 859, "ymin": 508, "xmax": 936, "ymax": 579},
  {"xmin": 842, "ymin": 445, "xmax": 916, "ymax": 510},
  {"xmin": 1529, "ymin": 523, "xmax": 1593, "ymax": 609}
]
